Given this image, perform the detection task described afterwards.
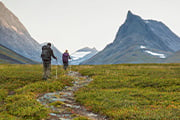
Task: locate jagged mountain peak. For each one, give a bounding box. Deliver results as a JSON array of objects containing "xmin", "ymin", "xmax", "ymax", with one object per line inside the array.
[
  {"xmin": 127, "ymin": 10, "xmax": 133, "ymax": 15},
  {"xmin": 82, "ymin": 11, "xmax": 180, "ymax": 64},
  {"xmin": 113, "ymin": 11, "xmax": 180, "ymax": 52},
  {"xmin": 114, "ymin": 11, "xmax": 147, "ymax": 43},
  {"xmin": 126, "ymin": 10, "xmax": 138, "ymax": 19},
  {"xmin": 125, "ymin": 10, "xmax": 143, "ymax": 24}
]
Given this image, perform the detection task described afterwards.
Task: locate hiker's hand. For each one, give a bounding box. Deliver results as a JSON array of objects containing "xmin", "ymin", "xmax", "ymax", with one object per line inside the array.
[{"xmin": 55, "ymin": 57, "xmax": 57, "ymax": 60}]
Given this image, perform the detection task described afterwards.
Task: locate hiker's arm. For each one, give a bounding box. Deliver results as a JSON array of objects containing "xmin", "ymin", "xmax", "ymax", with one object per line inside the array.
[{"xmin": 51, "ymin": 50, "xmax": 57, "ymax": 60}]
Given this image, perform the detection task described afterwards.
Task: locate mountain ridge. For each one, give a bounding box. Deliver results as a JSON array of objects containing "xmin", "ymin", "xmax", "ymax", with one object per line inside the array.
[
  {"xmin": 0, "ymin": 2, "xmax": 29, "ymax": 36},
  {"xmin": 0, "ymin": 2, "xmax": 41, "ymax": 62},
  {"xmin": 70, "ymin": 47, "xmax": 98, "ymax": 65},
  {"xmin": 82, "ymin": 11, "xmax": 180, "ymax": 64}
]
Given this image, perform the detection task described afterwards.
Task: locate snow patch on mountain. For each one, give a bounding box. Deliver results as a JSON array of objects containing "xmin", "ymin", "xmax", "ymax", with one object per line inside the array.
[
  {"xmin": 140, "ymin": 45, "xmax": 146, "ymax": 49},
  {"xmin": 144, "ymin": 50, "xmax": 166, "ymax": 58},
  {"xmin": 70, "ymin": 47, "xmax": 98, "ymax": 65},
  {"xmin": 71, "ymin": 51, "xmax": 91, "ymax": 60}
]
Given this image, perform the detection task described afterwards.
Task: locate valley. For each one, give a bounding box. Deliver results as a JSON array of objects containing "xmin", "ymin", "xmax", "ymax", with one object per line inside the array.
[{"xmin": 0, "ymin": 64, "xmax": 179, "ymax": 119}]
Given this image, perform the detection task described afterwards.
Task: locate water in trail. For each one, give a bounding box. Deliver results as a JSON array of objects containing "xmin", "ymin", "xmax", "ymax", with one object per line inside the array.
[{"xmin": 37, "ymin": 71, "xmax": 107, "ymax": 120}]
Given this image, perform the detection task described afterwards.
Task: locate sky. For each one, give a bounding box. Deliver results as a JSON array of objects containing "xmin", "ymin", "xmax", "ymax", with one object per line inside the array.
[{"xmin": 1, "ymin": 0, "xmax": 180, "ymax": 53}]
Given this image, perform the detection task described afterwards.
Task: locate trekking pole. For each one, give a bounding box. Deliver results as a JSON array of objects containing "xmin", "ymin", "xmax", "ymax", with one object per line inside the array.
[
  {"xmin": 56, "ymin": 59, "xmax": 58, "ymax": 79},
  {"xmin": 69, "ymin": 58, "xmax": 72, "ymax": 73}
]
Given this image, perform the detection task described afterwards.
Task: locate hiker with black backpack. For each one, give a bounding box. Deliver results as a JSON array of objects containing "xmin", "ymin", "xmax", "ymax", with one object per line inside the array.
[
  {"xmin": 62, "ymin": 50, "xmax": 71, "ymax": 70},
  {"xmin": 41, "ymin": 43, "xmax": 57, "ymax": 80}
]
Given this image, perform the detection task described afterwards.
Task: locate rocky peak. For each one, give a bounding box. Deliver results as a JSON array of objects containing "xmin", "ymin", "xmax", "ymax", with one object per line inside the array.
[
  {"xmin": 113, "ymin": 11, "xmax": 147, "ymax": 44},
  {"xmin": 82, "ymin": 11, "xmax": 180, "ymax": 64},
  {"xmin": 125, "ymin": 10, "xmax": 143, "ymax": 24}
]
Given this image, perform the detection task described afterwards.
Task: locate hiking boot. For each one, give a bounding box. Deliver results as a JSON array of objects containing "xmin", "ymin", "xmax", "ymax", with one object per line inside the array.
[
  {"xmin": 48, "ymin": 76, "xmax": 51, "ymax": 79},
  {"xmin": 42, "ymin": 77, "xmax": 47, "ymax": 80}
]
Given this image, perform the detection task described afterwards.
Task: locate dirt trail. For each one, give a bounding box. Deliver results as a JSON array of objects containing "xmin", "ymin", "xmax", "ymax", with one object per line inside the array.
[{"xmin": 37, "ymin": 71, "xmax": 107, "ymax": 120}]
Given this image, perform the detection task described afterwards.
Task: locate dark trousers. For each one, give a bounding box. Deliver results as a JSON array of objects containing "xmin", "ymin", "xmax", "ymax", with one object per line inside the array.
[
  {"xmin": 43, "ymin": 61, "xmax": 51, "ymax": 79},
  {"xmin": 63, "ymin": 62, "xmax": 68, "ymax": 70}
]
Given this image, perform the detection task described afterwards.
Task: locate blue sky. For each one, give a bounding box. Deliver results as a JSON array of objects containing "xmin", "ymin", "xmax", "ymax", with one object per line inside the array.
[{"xmin": 1, "ymin": 0, "xmax": 180, "ymax": 53}]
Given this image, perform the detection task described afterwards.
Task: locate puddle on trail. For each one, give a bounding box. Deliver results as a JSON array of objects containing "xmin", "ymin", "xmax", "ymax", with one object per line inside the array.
[{"xmin": 37, "ymin": 71, "xmax": 107, "ymax": 120}]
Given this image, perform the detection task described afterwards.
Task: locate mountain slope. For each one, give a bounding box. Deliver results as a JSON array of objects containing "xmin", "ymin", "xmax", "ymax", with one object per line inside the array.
[
  {"xmin": 82, "ymin": 11, "xmax": 180, "ymax": 65},
  {"xmin": 70, "ymin": 47, "xmax": 98, "ymax": 65},
  {"xmin": 165, "ymin": 50, "xmax": 180, "ymax": 63},
  {"xmin": 0, "ymin": 2, "xmax": 41, "ymax": 62},
  {"xmin": 0, "ymin": 44, "xmax": 38, "ymax": 64}
]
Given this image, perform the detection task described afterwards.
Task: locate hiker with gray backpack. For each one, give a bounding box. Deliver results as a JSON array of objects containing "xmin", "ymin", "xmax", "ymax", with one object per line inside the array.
[{"xmin": 41, "ymin": 43, "xmax": 57, "ymax": 80}]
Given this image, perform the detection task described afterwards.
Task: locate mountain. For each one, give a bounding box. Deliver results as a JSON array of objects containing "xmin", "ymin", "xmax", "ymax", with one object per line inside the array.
[
  {"xmin": 165, "ymin": 50, "xmax": 180, "ymax": 63},
  {"xmin": 82, "ymin": 11, "xmax": 180, "ymax": 65},
  {"xmin": 0, "ymin": 2, "xmax": 41, "ymax": 62},
  {"xmin": 70, "ymin": 47, "xmax": 98, "ymax": 65},
  {"xmin": 41, "ymin": 43, "xmax": 62, "ymax": 65},
  {"xmin": 0, "ymin": 44, "xmax": 38, "ymax": 64}
]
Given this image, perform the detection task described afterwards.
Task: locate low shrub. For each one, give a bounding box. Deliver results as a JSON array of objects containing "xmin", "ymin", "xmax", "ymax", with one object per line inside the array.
[{"xmin": 5, "ymin": 93, "xmax": 49, "ymax": 119}]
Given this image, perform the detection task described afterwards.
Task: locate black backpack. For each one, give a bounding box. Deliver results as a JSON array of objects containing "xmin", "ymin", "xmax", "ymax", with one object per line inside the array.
[{"xmin": 41, "ymin": 45, "xmax": 51, "ymax": 61}]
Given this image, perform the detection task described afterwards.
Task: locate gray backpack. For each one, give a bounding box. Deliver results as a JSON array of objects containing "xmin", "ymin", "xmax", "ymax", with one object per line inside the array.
[{"xmin": 41, "ymin": 45, "xmax": 51, "ymax": 61}]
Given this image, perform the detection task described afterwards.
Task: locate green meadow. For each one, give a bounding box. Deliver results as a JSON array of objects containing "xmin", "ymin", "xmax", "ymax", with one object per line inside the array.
[
  {"xmin": 0, "ymin": 64, "xmax": 73, "ymax": 120},
  {"xmin": 0, "ymin": 64, "xmax": 179, "ymax": 120},
  {"xmin": 73, "ymin": 64, "xmax": 180, "ymax": 120}
]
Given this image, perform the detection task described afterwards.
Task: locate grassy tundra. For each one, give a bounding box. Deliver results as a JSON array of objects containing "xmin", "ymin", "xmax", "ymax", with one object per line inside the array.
[
  {"xmin": 0, "ymin": 64, "xmax": 73, "ymax": 120},
  {"xmin": 73, "ymin": 64, "xmax": 180, "ymax": 120},
  {"xmin": 0, "ymin": 64, "xmax": 179, "ymax": 120}
]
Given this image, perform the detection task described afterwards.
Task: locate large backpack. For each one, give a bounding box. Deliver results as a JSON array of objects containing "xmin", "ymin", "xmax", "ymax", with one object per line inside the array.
[
  {"xmin": 41, "ymin": 45, "xmax": 51, "ymax": 61},
  {"xmin": 62, "ymin": 53, "xmax": 69, "ymax": 63}
]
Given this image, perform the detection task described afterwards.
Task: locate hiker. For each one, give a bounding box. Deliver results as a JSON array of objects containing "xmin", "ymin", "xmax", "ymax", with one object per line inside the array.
[
  {"xmin": 62, "ymin": 50, "xmax": 71, "ymax": 70},
  {"xmin": 41, "ymin": 43, "xmax": 57, "ymax": 80}
]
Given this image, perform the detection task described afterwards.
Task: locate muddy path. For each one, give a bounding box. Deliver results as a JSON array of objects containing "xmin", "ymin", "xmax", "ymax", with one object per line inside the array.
[{"xmin": 37, "ymin": 71, "xmax": 107, "ymax": 120}]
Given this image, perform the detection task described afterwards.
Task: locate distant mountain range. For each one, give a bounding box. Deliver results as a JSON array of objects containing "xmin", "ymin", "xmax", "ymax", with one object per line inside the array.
[
  {"xmin": 82, "ymin": 11, "xmax": 180, "ymax": 64},
  {"xmin": 0, "ymin": 2, "xmax": 61, "ymax": 64},
  {"xmin": 70, "ymin": 47, "xmax": 98, "ymax": 65},
  {"xmin": 0, "ymin": 1, "xmax": 180, "ymax": 65}
]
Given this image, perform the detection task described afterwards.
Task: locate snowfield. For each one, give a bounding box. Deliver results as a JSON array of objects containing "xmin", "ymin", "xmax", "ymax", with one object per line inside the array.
[
  {"xmin": 140, "ymin": 45, "xmax": 146, "ymax": 49},
  {"xmin": 144, "ymin": 50, "xmax": 166, "ymax": 58},
  {"xmin": 71, "ymin": 51, "xmax": 91, "ymax": 60}
]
